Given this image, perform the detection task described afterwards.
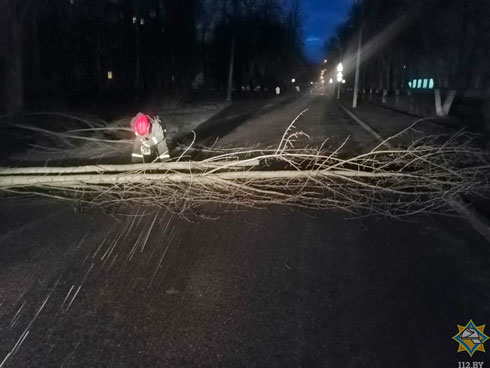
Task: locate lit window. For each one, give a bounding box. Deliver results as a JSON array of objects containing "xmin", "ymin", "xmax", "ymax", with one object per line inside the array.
[
  {"xmin": 417, "ymin": 79, "xmax": 422, "ymax": 88},
  {"xmin": 140, "ymin": 18, "xmax": 145, "ymax": 25},
  {"xmin": 107, "ymin": 71, "xmax": 113, "ymax": 80},
  {"xmin": 423, "ymin": 79, "xmax": 428, "ymax": 88},
  {"xmin": 408, "ymin": 81, "xmax": 412, "ymax": 88},
  {"xmin": 429, "ymin": 79, "xmax": 434, "ymax": 89},
  {"xmin": 132, "ymin": 16, "xmax": 137, "ymax": 23}
]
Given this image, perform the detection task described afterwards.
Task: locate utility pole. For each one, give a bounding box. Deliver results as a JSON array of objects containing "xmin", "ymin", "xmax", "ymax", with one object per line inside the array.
[
  {"xmin": 352, "ymin": 28, "xmax": 362, "ymax": 108},
  {"xmin": 353, "ymin": 0, "xmax": 363, "ymax": 108}
]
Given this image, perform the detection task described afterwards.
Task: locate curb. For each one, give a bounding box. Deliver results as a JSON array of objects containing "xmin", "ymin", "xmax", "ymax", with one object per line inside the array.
[
  {"xmin": 362, "ymin": 100, "xmax": 463, "ymax": 129},
  {"xmin": 336, "ymin": 100, "xmax": 490, "ymax": 243}
]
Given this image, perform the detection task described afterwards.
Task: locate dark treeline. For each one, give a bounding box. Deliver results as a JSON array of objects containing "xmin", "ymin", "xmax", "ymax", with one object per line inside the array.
[
  {"xmin": 0, "ymin": 0, "xmax": 304, "ymax": 113},
  {"xmin": 324, "ymin": 0, "xmax": 490, "ymax": 118}
]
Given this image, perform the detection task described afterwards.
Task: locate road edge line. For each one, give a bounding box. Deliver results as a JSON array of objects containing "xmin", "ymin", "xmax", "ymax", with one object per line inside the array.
[{"xmin": 336, "ymin": 101, "xmax": 393, "ymax": 149}]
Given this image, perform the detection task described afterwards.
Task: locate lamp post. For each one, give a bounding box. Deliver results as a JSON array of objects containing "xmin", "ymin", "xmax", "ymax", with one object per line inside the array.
[{"xmin": 353, "ymin": 0, "xmax": 364, "ymax": 108}]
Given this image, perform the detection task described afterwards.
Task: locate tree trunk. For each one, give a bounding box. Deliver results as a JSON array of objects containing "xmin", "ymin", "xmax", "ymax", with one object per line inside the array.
[
  {"xmin": 226, "ymin": 38, "xmax": 235, "ymax": 102},
  {"xmin": 434, "ymin": 89, "xmax": 443, "ymax": 116},
  {"xmin": 95, "ymin": 18, "xmax": 102, "ymax": 100},
  {"xmin": 135, "ymin": 9, "xmax": 141, "ymax": 102},
  {"xmin": 5, "ymin": 15, "xmax": 24, "ymax": 113},
  {"xmin": 0, "ymin": 160, "xmax": 260, "ymax": 175},
  {"xmin": 0, "ymin": 168, "xmax": 416, "ymax": 188},
  {"xmin": 434, "ymin": 89, "xmax": 456, "ymax": 117},
  {"xmin": 442, "ymin": 89, "xmax": 456, "ymax": 116}
]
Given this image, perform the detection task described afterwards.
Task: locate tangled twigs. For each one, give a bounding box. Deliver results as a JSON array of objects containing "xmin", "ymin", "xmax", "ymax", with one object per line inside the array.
[{"xmin": 1, "ymin": 113, "xmax": 489, "ymax": 217}]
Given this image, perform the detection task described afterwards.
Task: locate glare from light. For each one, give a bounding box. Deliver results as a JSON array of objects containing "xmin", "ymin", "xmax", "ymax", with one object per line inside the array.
[
  {"xmin": 107, "ymin": 71, "xmax": 113, "ymax": 80},
  {"xmin": 291, "ymin": 78, "xmax": 296, "ymax": 83},
  {"xmin": 336, "ymin": 72, "xmax": 343, "ymax": 82},
  {"xmin": 329, "ymin": 78, "xmax": 333, "ymax": 84},
  {"xmin": 342, "ymin": 79, "xmax": 346, "ymax": 84},
  {"xmin": 337, "ymin": 63, "xmax": 343, "ymax": 72}
]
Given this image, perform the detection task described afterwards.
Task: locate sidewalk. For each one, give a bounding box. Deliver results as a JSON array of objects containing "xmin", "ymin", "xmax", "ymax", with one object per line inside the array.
[
  {"xmin": 338, "ymin": 96, "xmax": 490, "ymax": 236},
  {"xmin": 338, "ymin": 97, "xmax": 459, "ymax": 147}
]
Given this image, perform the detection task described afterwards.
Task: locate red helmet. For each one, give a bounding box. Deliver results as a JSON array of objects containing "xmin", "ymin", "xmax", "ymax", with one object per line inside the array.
[{"xmin": 134, "ymin": 114, "xmax": 151, "ymax": 136}]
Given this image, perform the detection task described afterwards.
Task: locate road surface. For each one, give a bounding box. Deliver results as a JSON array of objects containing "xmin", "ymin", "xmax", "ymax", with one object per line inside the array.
[{"xmin": 1, "ymin": 95, "xmax": 489, "ymax": 367}]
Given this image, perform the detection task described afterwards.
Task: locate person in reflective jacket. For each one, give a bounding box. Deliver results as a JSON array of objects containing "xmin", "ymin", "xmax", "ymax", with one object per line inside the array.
[{"xmin": 130, "ymin": 113, "xmax": 170, "ymax": 163}]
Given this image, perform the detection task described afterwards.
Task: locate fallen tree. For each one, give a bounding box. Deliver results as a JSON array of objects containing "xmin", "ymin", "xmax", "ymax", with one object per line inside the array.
[{"xmin": 1, "ymin": 114, "xmax": 489, "ymax": 217}]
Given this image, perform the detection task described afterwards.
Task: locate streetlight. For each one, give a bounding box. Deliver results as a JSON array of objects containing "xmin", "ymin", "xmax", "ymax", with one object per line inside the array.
[
  {"xmin": 291, "ymin": 78, "xmax": 296, "ymax": 83},
  {"xmin": 353, "ymin": 0, "xmax": 364, "ymax": 109}
]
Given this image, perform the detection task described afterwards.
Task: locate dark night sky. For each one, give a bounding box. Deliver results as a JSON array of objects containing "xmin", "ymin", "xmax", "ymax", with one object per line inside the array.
[{"xmin": 302, "ymin": 0, "xmax": 354, "ymax": 63}]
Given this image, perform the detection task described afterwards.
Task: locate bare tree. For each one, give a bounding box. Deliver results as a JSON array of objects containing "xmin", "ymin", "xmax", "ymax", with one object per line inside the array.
[{"xmin": 0, "ymin": 0, "xmax": 30, "ymax": 113}]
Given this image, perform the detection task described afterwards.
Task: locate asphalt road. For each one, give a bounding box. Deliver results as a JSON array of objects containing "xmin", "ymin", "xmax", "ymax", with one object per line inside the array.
[{"xmin": 1, "ymin": 95, "xmax": 490, "ymax": 367}]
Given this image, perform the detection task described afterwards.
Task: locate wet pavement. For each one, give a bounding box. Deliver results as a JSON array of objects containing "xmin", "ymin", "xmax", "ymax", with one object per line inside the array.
[{"xmin": 1, "ymin": 95, "xmax": 489, "ymax": 367}]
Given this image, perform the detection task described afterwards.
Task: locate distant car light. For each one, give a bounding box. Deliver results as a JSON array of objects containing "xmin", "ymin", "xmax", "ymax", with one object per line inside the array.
[{"xmin": 135, "ymin": 114, "xmax": 150, "ymax": 136}]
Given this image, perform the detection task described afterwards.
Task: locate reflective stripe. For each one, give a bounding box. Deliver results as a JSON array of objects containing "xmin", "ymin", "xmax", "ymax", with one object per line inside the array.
[
  {"xmin": 132, "ymin": 153, "xmax": 143, "ymax": 158},
  {"xmin": 152, "ymin": 136, "xmax": 158, "ymax": 144}
]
